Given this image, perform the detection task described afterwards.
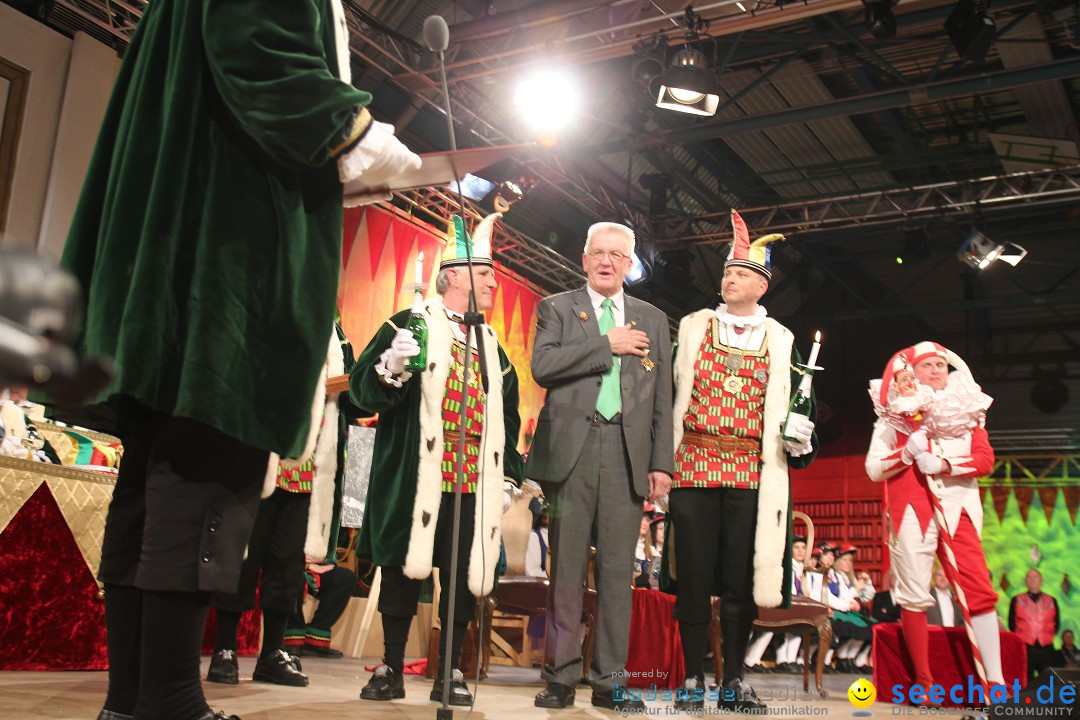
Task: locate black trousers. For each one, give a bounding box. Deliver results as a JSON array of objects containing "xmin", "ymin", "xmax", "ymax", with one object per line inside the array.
[
  {"xmin": 1028, "ymin": 642, "xmax": 1059, "ymax": 680},
  {"xmin": 213, "ymin": 488, "xmax": 311, "ymax": 615},
  {"xmin": 99, "ymin": 399, "xmax": 268, "ymax": 593},
  {"xmin": 669, "ymin": 486, "xmax": 759, "ymax": 625},
  {"xmin": 286, "ymin": 565, "xmax": 357, "ymax": 645},
  {"xmin": 378, "ymin": 492, "xmax": 477, "ymax": 624}
]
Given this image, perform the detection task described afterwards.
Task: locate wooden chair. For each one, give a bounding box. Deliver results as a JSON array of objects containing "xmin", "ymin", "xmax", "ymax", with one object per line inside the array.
[
  {"xmin": 707, "ymin": 511, "xmax": 832, "ymax": 697},
  {"xmin": 479, "ymin": 550, "xmax": 599, "ymax": 681}
]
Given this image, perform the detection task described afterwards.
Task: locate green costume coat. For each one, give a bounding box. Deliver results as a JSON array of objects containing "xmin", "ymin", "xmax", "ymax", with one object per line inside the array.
[
  {"xmin": 350, "ymin": 303, "xmax": 525, "ymax": 596},
  {"xmin": 61, "ymin": 0, "xmax": 369, "ymax": 457}
]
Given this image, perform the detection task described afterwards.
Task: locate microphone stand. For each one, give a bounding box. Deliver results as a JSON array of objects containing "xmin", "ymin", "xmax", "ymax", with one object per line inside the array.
[{"xmin": 431, "ymin": 21, "xmax": 490, "ymax": 720}]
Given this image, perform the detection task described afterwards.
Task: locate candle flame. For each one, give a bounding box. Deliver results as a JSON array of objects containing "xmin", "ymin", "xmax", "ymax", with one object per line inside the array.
[{"xmin": 814, "ymin": 331, "xmax": 821, "ymax": 342}]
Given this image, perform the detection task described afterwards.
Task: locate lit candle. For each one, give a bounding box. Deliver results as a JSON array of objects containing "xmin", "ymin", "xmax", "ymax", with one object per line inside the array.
[
  {"xmin": 806, "ymin": 331, "xmax": 821, "ymax": 368},
  {"xmin": 415, "ymin": 251, "xmax": 424, "ymax": 286}
]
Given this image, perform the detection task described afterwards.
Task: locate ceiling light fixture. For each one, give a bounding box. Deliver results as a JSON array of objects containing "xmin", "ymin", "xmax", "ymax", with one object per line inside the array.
[
  {"xmin": 656, "ymin": 8, "xmax": 720, "ymax": 117},
  {"xmin": 863, "ymin": 0, "xmax": 899, "ymax": 40},
  {"xmin": 958, "ymin": 228, "xmax": 1027, "ymax": 270},
  {"xmin": 945, "ymin": 0, "xmax": 997, "ymax": 63}
]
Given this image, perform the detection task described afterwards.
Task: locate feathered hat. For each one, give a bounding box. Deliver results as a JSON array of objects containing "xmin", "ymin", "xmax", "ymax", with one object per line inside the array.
[
  {"xmin": 440, "ymin": 212, "xmax": 502, "ymax": 269},
  {"xmin": 725, "ymin": 209, "xmax": 785, "ymax": 279}
]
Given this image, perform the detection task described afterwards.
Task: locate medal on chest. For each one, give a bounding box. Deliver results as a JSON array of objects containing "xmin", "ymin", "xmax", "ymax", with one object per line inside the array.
[{"xmin": 724, "ymin": 351, "xmax": 744, "ymax": 373}]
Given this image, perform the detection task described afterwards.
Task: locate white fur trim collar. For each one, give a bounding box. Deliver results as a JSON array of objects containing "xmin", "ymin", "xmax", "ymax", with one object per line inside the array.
[{"xmin": 402, "ymin": 301, "xmax": 506, "ymax": 596}]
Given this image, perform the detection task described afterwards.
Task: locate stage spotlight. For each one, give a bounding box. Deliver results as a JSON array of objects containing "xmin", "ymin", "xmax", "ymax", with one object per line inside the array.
[
  {"xmin": 863, "ymin": 0, "xmax": 899, "ymax": 40},
  {"xmin": 624, "ymin": 249, "xmax": 653, "ymax": 287},
  {"xmin": 513, "ymin": 67, "xmax": 579, "ymax": 132},
  {"xmin": 957, "ymin": 229, "xmax": 1027, "ymax": 270},
  {"xmin": 656, "ymin": 48, "xmax": 719, "ymax": 116},
  {"xmin": 946, "ymin": 0, "xmax": 997, "ymax": 63}
]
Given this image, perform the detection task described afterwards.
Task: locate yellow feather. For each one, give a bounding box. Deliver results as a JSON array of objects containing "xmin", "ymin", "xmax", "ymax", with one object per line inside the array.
[{"xmin": 751, "ymin": 233, "xmax": 785, "ymax": 247}]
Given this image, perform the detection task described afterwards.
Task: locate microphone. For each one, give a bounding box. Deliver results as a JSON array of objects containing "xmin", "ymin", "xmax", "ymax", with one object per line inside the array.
[
  {"xmin": 423, "ymin": 14, "xmax": 449, "ymax": 53},
  {"xmin": 424, "ymin": 15, "xmax": 456, "ymax": 152}
]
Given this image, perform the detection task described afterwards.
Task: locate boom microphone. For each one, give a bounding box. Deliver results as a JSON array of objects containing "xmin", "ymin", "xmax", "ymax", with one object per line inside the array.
[{"xmin": 423, "ymin": 15, "xmax": 449, "ymax": 53}]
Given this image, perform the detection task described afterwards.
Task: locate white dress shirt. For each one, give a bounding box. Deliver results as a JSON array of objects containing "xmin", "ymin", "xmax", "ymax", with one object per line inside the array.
[
  {"xmin": 934, "ymin": 587, "xmax": 956, "ymax": 626},
  {"xmin": 586, "ymin": 285, "xmax": 625, "ymax": 327}
]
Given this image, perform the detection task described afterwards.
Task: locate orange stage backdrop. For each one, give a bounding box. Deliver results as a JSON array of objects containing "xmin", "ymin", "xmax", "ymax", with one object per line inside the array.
[{"xmin": 337, "ymin": 206, "xmax": 545, "ymax": 452}]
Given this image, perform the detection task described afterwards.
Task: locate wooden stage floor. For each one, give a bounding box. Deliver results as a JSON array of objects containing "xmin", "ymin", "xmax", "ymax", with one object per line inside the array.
[{"xmin": 4, "ymin": 657, "xmax": 981, "ymax": 719}]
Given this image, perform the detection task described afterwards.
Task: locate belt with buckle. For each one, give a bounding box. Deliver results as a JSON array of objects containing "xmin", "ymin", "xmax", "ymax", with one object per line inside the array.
[
  {"xmin": 588, "ymin": 412, "xmax": 622, "ymax": 425},
  {"xmin": 682, "ymin": 430, "xmax": 760, "ymax": 453},
  {"xmin": 444, "ymin": 429, "xmax": 483, "ymax": 445}
]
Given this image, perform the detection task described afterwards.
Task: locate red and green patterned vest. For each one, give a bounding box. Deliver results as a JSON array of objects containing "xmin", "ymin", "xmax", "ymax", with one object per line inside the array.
[
  {"xmin": 277, "ymin": 459, "xmax": 315, "ymax": 493},
  {"xmin": 674, "ymin": 319, "xmax": 768, "ymax": 490},
  {"xmin": 441, "ymin": 339, "xmax": 485, "ymax": 493}
]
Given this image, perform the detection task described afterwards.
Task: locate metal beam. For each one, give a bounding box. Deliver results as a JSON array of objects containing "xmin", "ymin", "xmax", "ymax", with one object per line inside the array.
[
  {"xmin": 652, "ymin": 164, "xmax": 1080, "ymax": 244},
  {"xmin": 589, "ymin": 58, "xmax": 1080, "ymax": 155}
]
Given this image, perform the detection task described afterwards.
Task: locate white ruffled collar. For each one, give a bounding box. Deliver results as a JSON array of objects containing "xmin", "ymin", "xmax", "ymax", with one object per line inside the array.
[{"xmin": 714, "ymin": 303, "xmax": 768, "ymax": 329}]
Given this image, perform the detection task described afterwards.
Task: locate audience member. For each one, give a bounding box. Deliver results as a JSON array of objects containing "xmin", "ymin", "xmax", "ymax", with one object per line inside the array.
[{"xmin": 1009, "ymin": 569, "xmax": 1061, "ymax": 680}]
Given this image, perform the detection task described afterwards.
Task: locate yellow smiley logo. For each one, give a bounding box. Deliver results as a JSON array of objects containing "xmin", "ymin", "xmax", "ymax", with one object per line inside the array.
[{"xmin": 848, "ymin": 677, "xmax": 876, "ymax": 709}]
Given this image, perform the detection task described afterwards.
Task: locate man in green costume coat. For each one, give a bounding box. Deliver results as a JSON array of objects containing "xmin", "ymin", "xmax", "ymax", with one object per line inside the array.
[
  {"xmin": 60, "ymin": 3, "xmax": 420, "ymax": 719},
  {"xmin": 350, "ymin": 214, "xmax": 525, "ymax": 706}
]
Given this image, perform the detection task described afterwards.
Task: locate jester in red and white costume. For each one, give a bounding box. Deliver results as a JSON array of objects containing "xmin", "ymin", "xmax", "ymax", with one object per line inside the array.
[{"xmin": 865, "ymin": 341, "xmax": 1004, "ymax": 696}]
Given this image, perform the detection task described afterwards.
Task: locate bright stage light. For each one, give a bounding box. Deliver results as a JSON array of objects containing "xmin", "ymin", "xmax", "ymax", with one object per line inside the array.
[{"xmin": 513, "ymin": 68, "xmax": 580, "ymax": 132}]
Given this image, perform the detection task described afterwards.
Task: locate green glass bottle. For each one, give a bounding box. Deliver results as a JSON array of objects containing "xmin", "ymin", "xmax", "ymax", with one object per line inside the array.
[
  {"xmin": 781, "ymin": 373, "xmax": 813, "ymax": 443},
  {"xmin": 404, "ymin": 290, "xmax": 427, "ymax": 373}
]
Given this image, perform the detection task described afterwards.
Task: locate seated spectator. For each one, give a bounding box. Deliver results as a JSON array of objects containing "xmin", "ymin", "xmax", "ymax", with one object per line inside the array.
[
  {"xmin": 872, "ymin": 589, "xmax": 901, "ymax": 624},
  {"xmin": 927, "ymin": 567, "xmax": 963, "ymax": 628},
  {"xmin": 1059, "ymin": 629, "xmax": 1078, "ymax": 668},
  {"xmin": 1, "ymin": 386, "xmax": 59, "ymax": 463},
  {"xmin": 525, "ymin": 500, "xmax": 550, "ymax": 578},
  {"xmin": 828, "ymin": 546, "xmax": 873, "ymax": 673},
  {"xmin": 285, "ymin": 558, "xmax": 358, "ymax": 658}
]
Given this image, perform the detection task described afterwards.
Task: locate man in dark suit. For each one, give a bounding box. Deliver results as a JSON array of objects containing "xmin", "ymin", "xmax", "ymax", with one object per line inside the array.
[
  {"xmin": 927, "ymin": 568, "xmax": 963, "ymax": 627},
  {"xmin": 527, "ymin": 222, "xmax": 674, "ymax": 711}
]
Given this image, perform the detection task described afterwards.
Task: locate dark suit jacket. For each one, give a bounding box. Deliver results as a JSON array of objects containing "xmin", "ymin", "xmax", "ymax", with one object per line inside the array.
[
  {"xmin": 927, "ymin": 588, "xmax": 964, "ymax": 627},
  {"xmin": 525, "ymin": 287, "xmax": 674, "ymax": 497}
]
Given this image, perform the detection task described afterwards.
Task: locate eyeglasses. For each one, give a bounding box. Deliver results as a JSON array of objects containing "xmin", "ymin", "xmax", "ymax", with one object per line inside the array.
[{"xmin": 587, "ymin": 250, "xmax": 629, "ymax": 263}]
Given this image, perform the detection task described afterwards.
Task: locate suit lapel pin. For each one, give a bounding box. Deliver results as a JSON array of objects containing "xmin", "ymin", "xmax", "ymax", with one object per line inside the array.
[
  {"xmin": 631, "ymin": 320, "xmax": 638, "ymax": 326},
  {"xmin": 641, "ymin": 350, "xmax": 655, "ymax": 372},
  {"xmin": 579, "ymin": 310, "xmax": 589, "ymax": 322}
]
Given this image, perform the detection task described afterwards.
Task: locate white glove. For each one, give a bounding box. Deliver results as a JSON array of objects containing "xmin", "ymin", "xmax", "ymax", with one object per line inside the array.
[
  {"xmin": 782, "ymin": 415, "xmax": 814, "ymax": 457},
  {"xmin": 338, "ymin": 119, "xmax": 422, "ymax": 186},
  {"xmin": 916, "ymin": 453, "xmax": 945, "ymax": 476},
  {"xmin": 503, "ymin": 481, "xmax": 518, "ymax": 514},
  {"xmin": 905, "ymin": 429, "xmax": 929, "ymax": 459},
  {"xmin": 385, "ymin": 328, "xmax": 420, "ymax": 375}
]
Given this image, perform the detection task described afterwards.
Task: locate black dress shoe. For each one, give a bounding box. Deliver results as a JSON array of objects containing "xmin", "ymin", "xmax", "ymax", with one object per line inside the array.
[
  {"xmin": 207, "ymin": 649, "xmax": 239, "ymax": 685},
  {"xmin": 718, "ymin": 677, "xmax": 767, "ymax": 713},
  {"xmin": 303, "ymin": 643, "xmax": 344, "ymax": 658},
  {"xmin": 673, "ymin": 676, "xmax": 705, "ymax": 711},
  {"xmin": 96, "ymin": 711, "xmax": 133, "ymax": 720},
  {"xmin": 534, "ymin": 682, "xmax": 576, "ymax": 708},
  {"xmin": 252, "ymin": 649, "xmax": 309, "ymax": 687},
  {"xmin": 360, "ymin": 665, "xmax": 405, "ymax": 701},
  {"xmin": 591, "ymin": 688, "xmax": 645, "ymax": 711},
  {"xmin": 430, "ymin": 669, "xmax": 473, "ymax": 706}
]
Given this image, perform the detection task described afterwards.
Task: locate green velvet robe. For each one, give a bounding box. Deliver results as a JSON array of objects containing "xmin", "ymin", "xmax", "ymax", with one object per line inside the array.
[
  {"xmin": 61, "ymin": 0, "xmax": 369, "ymax": 457},
  {"xmin": 350, "ymin": 306, "xmax": 525, "ymax": 596}
]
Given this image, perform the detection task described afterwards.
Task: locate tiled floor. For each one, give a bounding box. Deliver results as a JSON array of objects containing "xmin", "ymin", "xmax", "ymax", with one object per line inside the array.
[{"xmin": 4, "ymin": 659, "xmax": 973, "ymax": 719}]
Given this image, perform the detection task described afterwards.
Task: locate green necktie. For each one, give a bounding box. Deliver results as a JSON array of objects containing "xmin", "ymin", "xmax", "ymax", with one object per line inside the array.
[{"xmin": 596, "ymin": 297, "xmax": 621, "ymax": 419}]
